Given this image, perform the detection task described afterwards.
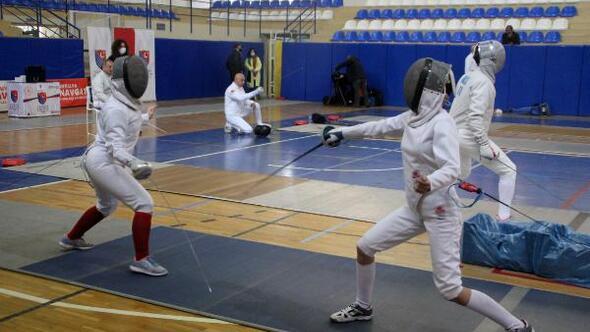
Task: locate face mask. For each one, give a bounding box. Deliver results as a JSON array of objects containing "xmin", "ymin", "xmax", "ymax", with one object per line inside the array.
[
  {"xmin": 119, "ymin": 47, "xmax": 126, "ymax": 55},
  {"xmin": 250, "ymin": 52, "xmax": 255, "ymax": 57}
]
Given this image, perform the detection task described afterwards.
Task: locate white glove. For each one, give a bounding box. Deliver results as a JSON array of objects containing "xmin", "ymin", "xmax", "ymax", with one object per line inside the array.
[
  {"xmin": 479, "ymin": 143, "xmax": 498, "ymax": 160},
  {"xmin": 130, "ymin": 159, "xmax": 153, "ymax": 180},
  {"xmin": 322, "ymin": 129, "xmax": 344, "ymax": 147},
  {"xmin": 256, "ymin": 87, "xmax": 264, "ymax": 94}
]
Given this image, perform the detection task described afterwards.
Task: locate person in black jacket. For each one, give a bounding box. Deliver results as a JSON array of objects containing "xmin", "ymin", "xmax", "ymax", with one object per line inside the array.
[
  {"xmin": 336, "ymin": 55, "xmax": 368, "ymax": 107},
  {"xmin": 501, "ymin": 25, "xmax": 520, "ymax": 45},
  {"xmin": 226, "ymin": 44, "xmax": 244, "ymax": 83}
]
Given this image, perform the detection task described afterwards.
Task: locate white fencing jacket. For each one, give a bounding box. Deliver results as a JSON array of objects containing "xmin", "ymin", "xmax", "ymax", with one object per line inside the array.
[
  {"xmin": 91, "ymin": 70, "xmax": 112, "ymax": 109},
  {"xmin": 224, "ymin": 82, "xmax": 259, "ymax": 117},
  {"xmin": 449, "ymin": 68, "xmax": 496, "ymax": 146},
  {"xmin": 341, "ymin": 90, "xmax": 461, "ymax": 213}
]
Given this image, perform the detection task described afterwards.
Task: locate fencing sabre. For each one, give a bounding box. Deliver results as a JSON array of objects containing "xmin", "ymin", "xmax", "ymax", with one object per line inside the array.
[{"xmin": 146, "ymin": 177, "xmax": 214, "ymax": 293}]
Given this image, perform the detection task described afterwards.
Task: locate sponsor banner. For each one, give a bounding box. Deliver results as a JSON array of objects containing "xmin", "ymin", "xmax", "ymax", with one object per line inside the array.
[
  {"xmin": 48, "ymin": 78, "xmax": 88, "ymax": 108},
  {"xmin": 8, "ymin": 82, "xmax": 61, "ymax": 117},
  {"xmin": 88, "ymin": 27, "xmax": 113, "ymax": 81}
]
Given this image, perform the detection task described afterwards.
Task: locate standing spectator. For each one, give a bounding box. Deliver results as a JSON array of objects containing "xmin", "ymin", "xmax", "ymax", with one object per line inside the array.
[
  {"xmin": 501, "ymin": 25, "xmax": 520, "ymax": 45},
  {"xmin": 111, "ymin": 39, "xmax": 130, "ymax": 58},
  {"xmin": 335, "ymin": 55, "xmax": 368, "ymax": 107},
  {"xmin": 244, "ymin": 48, "xmax": 263, "ymax": 94},
  {"xmin": 91, "ymin": 55, "xmax": 116, "ymax": 109},
  {"xmin": 226, "ymin": 44, "xmax": 244, "ymax": 83}
]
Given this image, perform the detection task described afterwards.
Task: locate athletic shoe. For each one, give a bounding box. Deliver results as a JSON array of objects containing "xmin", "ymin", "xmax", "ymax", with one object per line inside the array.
[
  {"xmin": 129, "ymin": 257, "xmax": 168, "ymax": 277},
  {"xmin": 508, "ymin": 320, "xmax": 535, "ymax": 332},
  {"xmin": 330, "ymin": 303, "xmax": 373, "ymax": 323},
  {"xmin": 224, "ymin": 123, "xmax": 233, "ymax": 133},
  {"xmin": 59, "ymin": 235, "xmax": 94, "ymax": 251}
]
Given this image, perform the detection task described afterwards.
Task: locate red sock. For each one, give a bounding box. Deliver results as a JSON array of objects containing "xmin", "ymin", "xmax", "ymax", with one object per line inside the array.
[
  {"xmin": 132, "ymin": 212, "xmax": 152, "ymax": 261},
  {"xmin": 67, "ymin": 206, "xmax": 105, "ymax": 240}
]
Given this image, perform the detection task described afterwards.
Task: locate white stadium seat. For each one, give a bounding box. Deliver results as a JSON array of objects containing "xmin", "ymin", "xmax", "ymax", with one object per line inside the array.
[
  {"xmin": 394, "ymin": 19, "xmax": 409, "ymax": 30},
  {"xmin": 367, "ymin": 0, "xmax": 379, "ymax": 6},
  {"xmin": 369, "ymin": 20, "xmax": 383, "ymax": 30},
  {"xmin": 552, "ymin": 18, "xmax": 568, "ymax": 30},
  {"xmin": 343, "ymin": 20, "xmax": 357, "ymax": 30},
  {"xmin": 382, "ymin": 19, "xmax": 395, "ymax": 30},
  {"xmin": 447, "ymin": 19, "xmax": 462, "ymax": 30},
  {"xmin": 520, "ymin": 18, "xmax": 536, "ymax": 30},
  {"xmin": 491, "ymin": 18, "xmax": 506, "ymax": 30},
  {"xmin": 321, "ymin": 10, "xmax": 333, "ymax": 20},
  {"xmin": 433, "ymin": 19, "xmax": 447, "ymax": 30},
  {"xmin": 402, "ymin": 0, "xmax": 414, "ymax": 6},
  {"xmin": 491, "ymin": 0, "xmax": 506, "ymax": 4},
  {"xmin": 439, "ymin": 0, "xmax": 451, "ymax": 5},
  {"xmin": 407, "ymin": 19, "xmax": 421, "ymax": 30},
  {"xmin": 461, "ymin": 19, "xmax": 477, "ymax": 30},
  {"xmin": 506, "ymin": 18, "xmax": 521, "ymax": 30},
  {"xmin": 536, "ymin": 18, "xmax": 552, "ymax": 30},
  {"xmin": 476, "ymin": 19, "xmax": 491, "ymax": 30},
  {"xmin": 356, "ymin": 19, "xmax": 370, "ymax": 30},
  {"xmin": 421, "ymin": 19, "xmax": 434, "ymax": 30},
  {"xmin": 414, "ymin": 0, "xmax": 428, "ymax": 6}
]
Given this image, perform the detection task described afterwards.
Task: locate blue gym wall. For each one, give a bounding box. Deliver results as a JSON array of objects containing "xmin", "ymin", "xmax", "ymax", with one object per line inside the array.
[
  {"xmin": 0, "ymin": 37, "xmax": 84, "ymax": 80},
  {"xmin": 281, "ymin": 43, "xmax": 590, "ymax": 116},
  {"xmin": 155, "ymin": 39, "xmax": 264, "ymax": 101}
]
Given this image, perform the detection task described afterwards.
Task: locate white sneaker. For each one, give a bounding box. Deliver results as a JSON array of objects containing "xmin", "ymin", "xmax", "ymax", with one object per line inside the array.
[
  {"xmin": 224, "ymin": 123, "xmax": 233, "ymax": 133},
  {"xmin": 129, "ymin": 257, "xmax": 168, "ymax": 277},
  {"xmin": 330, "ymin": 303, "xmax": 373, "ymax": 323},
  {"xmin": 508, "ymin": 320, "xmax": 535, "ymax": 332},
  {"xmin": 59, "ymin": 235, "xmax": 94, "ymax": 251}
]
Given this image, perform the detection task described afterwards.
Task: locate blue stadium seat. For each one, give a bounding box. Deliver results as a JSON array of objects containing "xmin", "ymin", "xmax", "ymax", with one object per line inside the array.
[
  {"xmin": 458, "ymin": 8, "xmax": 471, "ymax": 19},
  {"xmin": 500, "ymin": 7, "xmax": 513, "ymax": 18},
  {"xmin": 76, "ymin": 3, "xmax": 88, "ymax": 11},
  {"xmin": 485, "ymin": 7, "xmax": 499, "ymax": 19},
  {"xmin": 368, "ymin": 9, "xmax": 381, "ymax": 20},
  {"xmin": 437, "ymin": 31, "xmax": 451, "ymax": 43},
  {"xmin": 270, "ymin": 0, "xmax": 280, "ymax": 8},
  {"xmin": 514, "ymin": 7, "xmax": 529, "ymax": 18},
  {"xmin": 423, "ymin": 31, "xmax": 437, "ymax": 43},
  {"xmin": 344, "ymin": 31, "xmax": 358, "ymax": 42},
  {"xmin": 162, "ymin": 10, "xmax": 171, "ymax": 19},
  {"xmin": 382, "ymin": 31, "xmax": 395, "ymax": 42},
  {"xmin": 481, "ymin": 31, "xmax": 496, "ymax": 41},
  {"xmin": 561, "ymin": 6, "xmax": 577, "ymax": 17},
  {"xmin": 278, "ymin": 0, "xmax": 288, "ymax": 8},
  {"xmin": 545, "ymin": 6, "xmax": 559, "ymax": 18},
  {"xmin": 357, "ymin": 31, "xmax": 370, "ymax": 42},
  {"xmin": 406, "ymin": 9, "xmax": 418, "ymax": 19},
  {"xmin": 451, "ymin": 31, "xmax": 466, "ymax": 43},
  {"xmin": 418, "ymin": 9, "xmax": 431, "ymax": 19},
  {"xmin": 471, "ymin": 8, "xmax": 484, "ymax": 19},
  {"xmin": 518, "ymin": 31, "xmax": 527, "ymax": 43},
  {"xmin": 248, "ymin": 1, "xmax": 260, "ymax": 9},
  {"xmin": 443, "ymin": 8, "xmax": 457, "ymax": 19},
  {"xmin": 381, "ymin": 9, "xmax": 393, "ymax": 19},
  {"xmin": 466, "ymin": 31, "xmax": 481, "ymax": 43},
  {"xmin": 356, "ymin": 9, "xmax": 368, "ymax": 20},
  {"xmin": 98, "ymin": 4, "xmax": 109, "ymax": 13},
  {"xmin": 231, "ymin": 1, "xmax": 242, "ymax": 8},
  {"xmin": 410, "ymin": 31, "xmax": 423, "ymax": 43},
  {"xmin": 332, "ymin": 0, "xmax": 342, "ymax": 7},
  {"xmin": 528, "ymin": 31, "xmax": 544, "ymax": 43},
  {"xmin": 212, "ymin": 1, "xmax": 223, "ymax": 8},
  {"xmin": 301, "ymin": 0, "xmax": 312, "ymax": 7},
  {"xmin": 529, "ymin": 6, "xmax": 544, "ymax": 18},
  {"xmin": 88, "ymin": 4, "xmax": 99, "ymax": 12},
  {"xmin": 136, "ymin": 7, "xmax": 147, "ymax": 17},
  {"xmin": 119, "ymin": 5, "xmax": 129, "ymax": 15},
  {"xmin": 332, "ymin": 30, "xmax": 345, "ymax": 41},
  {"xmin": 370, "ymin": 31, "xmax": 383, "ymax": 42},
  {"xmin": 288, "ymin": 0, "xmax": 298, "ymax": 8},
  {"xmin": 544, "ymin": 31, "xmax": 561, "ymax": 43},
  {"xmin": 393, "ymin": 9, "xmax": 405, "ymax": 19},
  {"xmin": 319, "ymin": 0, "xmax": 332, "ymax": 7},
  {"xmin": 395, "ymin": 31, "xmax": 410, "ymax": 42},
  {"xmin": 221, "ymin": 1, "xmax": 231, "ymax": 8},
  {"xmin": 260, "ymin": 0, "xmax": 270, "ymax": 9},
  {"xmin": 432, "ymin": 9, "xmax": 443, "ymax": 19}
]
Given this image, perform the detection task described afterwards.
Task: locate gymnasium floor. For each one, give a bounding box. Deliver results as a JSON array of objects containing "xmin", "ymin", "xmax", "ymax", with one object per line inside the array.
[{"xmin": 0, "ymin": 99, "xmax": 589, "ymax": 331}]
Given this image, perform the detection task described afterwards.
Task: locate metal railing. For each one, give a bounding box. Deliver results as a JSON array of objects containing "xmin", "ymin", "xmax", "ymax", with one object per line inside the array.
[
  {"xmin": 283, "ymin": 5, "xmax": 316, "ymax": 42},
  {"xmin": 0, "ymin": 0, "xmax": 80, "ymax": 38}
]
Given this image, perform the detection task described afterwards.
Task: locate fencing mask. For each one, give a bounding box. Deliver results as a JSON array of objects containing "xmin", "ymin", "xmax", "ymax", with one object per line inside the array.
[
  {"xmin": 403, "ymin": 57, "xmax": 455, "ymax": 114},
  {"xmin": 473, "ymin": 40, "xmax": 505, "ymax": 81},
  {"xmin": 112, "ymin": 56, "xmax": 149, "ymax": 100},
  {"xmin": 254, "ymin": 124, "xmax": 272, "ymax": 137}
]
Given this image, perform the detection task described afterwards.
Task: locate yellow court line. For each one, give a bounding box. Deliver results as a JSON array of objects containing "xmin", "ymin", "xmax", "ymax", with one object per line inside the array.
[{"xmin": 0, "ymin": 287, "xmax": 233, "ymax": 325}]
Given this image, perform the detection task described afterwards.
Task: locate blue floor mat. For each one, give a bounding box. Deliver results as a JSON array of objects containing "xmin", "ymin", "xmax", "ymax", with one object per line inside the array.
[{"xmin": 22, "ymin": 227, "xmax": 590, "ymax": 331}]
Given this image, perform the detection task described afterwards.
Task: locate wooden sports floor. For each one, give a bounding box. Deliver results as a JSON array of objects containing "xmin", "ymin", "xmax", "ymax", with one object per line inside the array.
[{"xmin": 1, "ymin": 100, "xmax": 589, "ymax": 331}]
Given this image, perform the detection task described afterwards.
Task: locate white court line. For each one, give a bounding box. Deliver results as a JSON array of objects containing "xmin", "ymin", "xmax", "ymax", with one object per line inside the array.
[
  {"xmin": 0, "ymin": 179, "xmax": 71, "ymax": 194},
  {"xmin": 301, "ymin": 220, "xmax": 356, "ymax": 243},
  {"xmin": 0, "ymin": 287, "xmax": 233, "ymax": 325},
  {"xmin": 267, "ymin": 164, "xmax": 404, "ymax": 173},
  {"xmin": 163, "ymin": 134, "xmax": 318, "ymax": 164},
  {"xmin": 347, "ymin": 145, "xmax": 400, "ymax": 152}
]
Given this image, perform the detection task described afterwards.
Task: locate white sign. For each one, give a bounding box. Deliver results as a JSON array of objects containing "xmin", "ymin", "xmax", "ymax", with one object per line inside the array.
[
  {"xmin": 7, "ymin": 82, "xmax": 61, "ymax": 117},
  {"xmin": 87, "ymin": 27, "xmax": 113, "ymax": 82},
  {"xmin": 0, "ymin": 81, "xmax": 8, "ymax": 112},
  {"xmin": 135, "ymin": 29, "xmax": 157, "ymax": 102}
]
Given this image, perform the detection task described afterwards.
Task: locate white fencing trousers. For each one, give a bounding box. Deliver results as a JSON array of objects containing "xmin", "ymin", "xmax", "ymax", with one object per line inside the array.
[
  {"xmin": 357, "ymin": 205, "xmax": 464, "ymax": 300},
  {"xmin": 83, "ymin": 147, "xmax": 154, "ymax": 216},
  {"xmin": 458, "ymin": 129, "xmax": 517, "ymax": 219},
  {"xmin": 226, "ymin": 103, "xmax": 262, "ymax": 134}
]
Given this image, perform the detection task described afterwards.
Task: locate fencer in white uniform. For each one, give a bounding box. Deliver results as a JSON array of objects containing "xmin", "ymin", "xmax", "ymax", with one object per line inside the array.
[
  {"xmin": 91, "ymin": 56, "xmax": 114, "ymax": 109},
  {"xmin": 224, "ymin": 73, "xmax": 264, "ymax": 134},
  {"xmin": 59, "ymin": 56, "xmax": 167, "ymax": 277},
  {"xmin": 450, "ymin": 40, "xmax": 517, "ymax": 221},
  {"xmin": 324, "ymin": 58, "xmax": 533, "ymax": 332}
]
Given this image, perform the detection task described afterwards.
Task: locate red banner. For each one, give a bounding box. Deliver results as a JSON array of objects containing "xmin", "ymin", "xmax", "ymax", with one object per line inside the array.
[
  {"xmin": 114, "ymin": 27, "xmax": 136, "ymax": 56},
  {"xmin": 48, "ymin": 78, "xmax": 88, "ymax": 108}
]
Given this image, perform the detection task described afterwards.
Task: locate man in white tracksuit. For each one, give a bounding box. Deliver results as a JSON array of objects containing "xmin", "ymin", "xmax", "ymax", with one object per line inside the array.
[
  {"xmin": 450, "ymin": 40, "xmax": 516, "ymax": 221},
  {"xmin": 224, "ymin": 73, "xmax": 264, "ymax": 134},
  {"xmin": 59, "ymin": 56, "xmax": 167, "ymax": 277},
  {"xmin": 323, "ymin": 58, "xmax": 533, "ymax": 332},
  {"xmin": 91, "ymin": 55, "xmax": 115, "ymax": 109}
]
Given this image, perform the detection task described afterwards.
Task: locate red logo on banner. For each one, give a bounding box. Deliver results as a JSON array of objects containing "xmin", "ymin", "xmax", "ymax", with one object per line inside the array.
[
  {"xmin": 11, "ymin": 90, "xmax": 19, "ymax": 103},
  {"xmin": 38, "ymin": 91, "xmax": 47, "ymax": 105},
  {"xmin": 139, "ymin": 50, "xmax": 150, "ymax": 64},
  {"xmin": 95, "ymin": 49, "xmax": 107, "ymax": 68}
]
